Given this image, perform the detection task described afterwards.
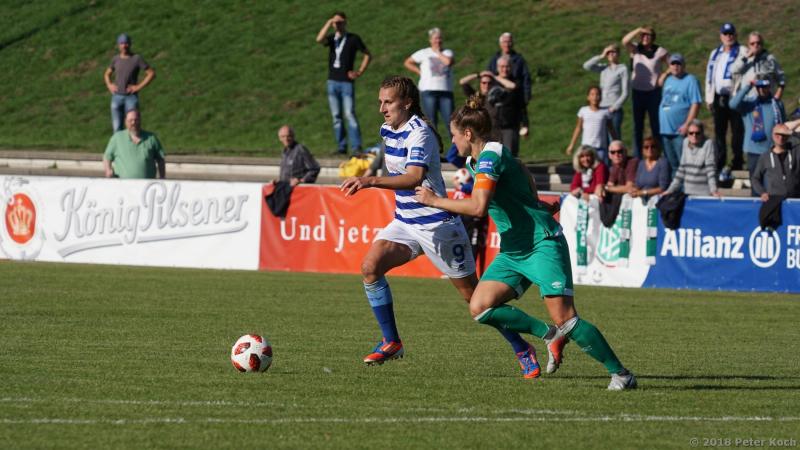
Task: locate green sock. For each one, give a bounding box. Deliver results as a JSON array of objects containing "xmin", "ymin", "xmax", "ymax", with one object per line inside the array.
[
  {"xmin": 476, "ymin": 305, "xmax": 549, "ymax": 339},
  {"xmin": 567, "ymin": 319, "xmax": 624, "ymax": 374}
]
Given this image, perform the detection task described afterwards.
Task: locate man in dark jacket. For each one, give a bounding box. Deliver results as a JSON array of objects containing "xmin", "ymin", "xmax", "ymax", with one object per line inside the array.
[
  {"xmin": 751, "ymin": 123, "xmax": 800, "ymax": 200},
  {"xmin": 278, "ymin": 125, "xmax": 321, "ymax": 186}
]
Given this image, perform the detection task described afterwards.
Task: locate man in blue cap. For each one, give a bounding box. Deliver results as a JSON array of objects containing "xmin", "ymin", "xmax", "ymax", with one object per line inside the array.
[
  {"xmin": 103, "ymin": 33, "xmax": 156, "ymax": 132},
  {"xmin": 730, "ymin": 75, "xmax": 786, "ymax": 195},
  {"xmin": 705, "ymin": 22, "xmax": 746, "ymax": 173}
]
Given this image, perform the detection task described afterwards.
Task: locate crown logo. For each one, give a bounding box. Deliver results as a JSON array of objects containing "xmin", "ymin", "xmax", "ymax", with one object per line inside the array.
[{"xmin": 5, "ymin": 194, "xmax": 36, "ymax": 244}]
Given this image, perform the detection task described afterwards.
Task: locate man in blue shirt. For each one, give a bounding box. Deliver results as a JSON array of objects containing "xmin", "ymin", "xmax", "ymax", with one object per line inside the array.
[{"xmin": 658, "ymin": 53, "xmax": 702, "ymax": 176}]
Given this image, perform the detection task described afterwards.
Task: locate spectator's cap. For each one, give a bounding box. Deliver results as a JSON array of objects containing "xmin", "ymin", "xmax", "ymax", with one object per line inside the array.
[
  {"xmin": 117, "ymin": 33, "xmax": 131, "ymax": 44},
  {"xmin": 720, "ymin": 23, "xmax": 736, "ymax": 34},
  {"xmin": 754, "ymin": 78, "xmax": 771, "ymax": 87},
  {"xmin": 669, "ymin": 53, "xmax": 685, "ymax": 65}
]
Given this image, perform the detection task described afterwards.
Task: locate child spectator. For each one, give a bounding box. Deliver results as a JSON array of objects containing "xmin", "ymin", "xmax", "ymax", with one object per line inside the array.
[{"xmin": 566, "ymin": 86, "xmax": 617, "ymax": 163}]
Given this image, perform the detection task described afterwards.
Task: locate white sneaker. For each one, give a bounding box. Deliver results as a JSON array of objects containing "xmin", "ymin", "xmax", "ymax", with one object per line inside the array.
[
  {"xmin": 607, "ymin": 371, "xmax": 637, "ymax": 391},
  {"xmin": 544, "ymin": 336, "xmax": 567, "ymax": 374}
]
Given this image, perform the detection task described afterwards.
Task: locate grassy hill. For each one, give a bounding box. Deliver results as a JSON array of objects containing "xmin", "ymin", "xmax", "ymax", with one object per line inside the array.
[{"xmin": 1, "ymin": 0, "xmax": 798, "ymax": 162}]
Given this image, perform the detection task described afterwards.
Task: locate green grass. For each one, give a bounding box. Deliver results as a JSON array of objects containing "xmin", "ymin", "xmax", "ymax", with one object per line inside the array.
[
  {"xmin": 0, "ymin": 261, "xmax": 798, "ymax": 449},
  {"xmin": 0, "ymin": 1, "xmax": 798, "ymax": 162}
]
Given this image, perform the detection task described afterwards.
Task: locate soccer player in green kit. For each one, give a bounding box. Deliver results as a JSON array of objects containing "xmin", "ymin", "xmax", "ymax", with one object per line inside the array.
[{"xmin": 414, "ymin": 95, "xmax": 637, "ymax": 390}]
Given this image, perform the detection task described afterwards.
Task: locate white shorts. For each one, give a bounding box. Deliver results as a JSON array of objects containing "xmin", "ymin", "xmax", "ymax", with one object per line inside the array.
[{"xmin": 374, "ymin": 218, "xmax": 475, "ymax": 278}]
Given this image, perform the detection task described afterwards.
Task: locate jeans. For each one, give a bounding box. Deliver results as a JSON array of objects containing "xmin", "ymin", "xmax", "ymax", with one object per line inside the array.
[
  {"xmin": 420, "ymin": 90, "xmax": 454, "ymax": 137},
  {"xmin": 712, "ymin": 94, "xmax": 745, "ymax": 171},
  {"xmin": 608, "ymin": 108, "xmax": 624, "ymax": 144},
  {"xmin": 662, "ymin": 134, "xmax": 684, "ymax": 178},
  {"xmin": 327, "ymin": 80, "xmax": 362, "ymax": 153},
  {"xmin": 632, "ymin": 88, "xmax": 661, "ymax": 159},
  {"xmin": 110, "ymin": 94, "xmax": 139, "ymax": 132}
]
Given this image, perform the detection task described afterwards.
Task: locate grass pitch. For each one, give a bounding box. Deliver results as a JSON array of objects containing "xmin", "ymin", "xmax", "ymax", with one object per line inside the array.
[{"xmin": 0, "ymin": 261, "xmax": 798, "ymax": 449}]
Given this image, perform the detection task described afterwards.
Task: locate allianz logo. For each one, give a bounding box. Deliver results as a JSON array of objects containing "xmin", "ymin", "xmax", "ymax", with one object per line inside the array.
[{"xmin": 660, "ymin": 227, "xmax": 781, "ymax": 268}]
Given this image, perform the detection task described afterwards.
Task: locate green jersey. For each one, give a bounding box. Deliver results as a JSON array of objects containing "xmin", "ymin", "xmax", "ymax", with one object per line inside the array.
[
  {"xmin": 104, "ymin": 130, "xmax": 165, "ymax": 179},
  {"xmin": 467, "ymin": 142, "xmax": 561, "ymax": 254}
]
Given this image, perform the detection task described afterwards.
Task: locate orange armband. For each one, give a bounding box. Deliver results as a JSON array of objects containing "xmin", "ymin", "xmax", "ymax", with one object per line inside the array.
[{"xmin": 473, "ymin": 173, "xmax": 497, "ymax": 191}]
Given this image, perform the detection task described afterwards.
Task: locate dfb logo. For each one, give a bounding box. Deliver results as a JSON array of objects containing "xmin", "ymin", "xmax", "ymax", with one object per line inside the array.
[{"xmin": 748, "ymin": 227, "xmax": 780, "ymax": 268}]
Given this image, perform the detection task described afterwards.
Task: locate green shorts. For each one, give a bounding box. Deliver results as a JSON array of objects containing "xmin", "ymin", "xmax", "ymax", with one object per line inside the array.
[{"xmin": 481, "ymin": 234, "xmax": 574, "ymax": 298}]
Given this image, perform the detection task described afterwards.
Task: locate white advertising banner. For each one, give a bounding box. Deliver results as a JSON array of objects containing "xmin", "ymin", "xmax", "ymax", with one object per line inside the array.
[
  {"xmin": 0, "ymin": 176, "xmax": 261, "ymax": 270},
  {"xmin": 559, "ymin": 194, "xmax": 652, "ymax": 288}
]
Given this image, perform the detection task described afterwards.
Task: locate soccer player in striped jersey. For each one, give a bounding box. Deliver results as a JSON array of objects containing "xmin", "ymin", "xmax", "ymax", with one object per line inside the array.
[
  {"xmin": 414, "ymin": 95, "xmax": 637, "ymax": 390},
  {"xmin": 341, "ymin": 76, "xmax": 541, "ymax": 378}
]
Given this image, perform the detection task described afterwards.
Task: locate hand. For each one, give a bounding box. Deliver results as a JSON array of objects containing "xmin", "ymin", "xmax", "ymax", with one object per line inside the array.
[
  {"xmin": 565, "ymin": 144, "xmax": 573, "ymax": 156},
  {"xmin": 711, "ymin": 190, "xmax": 723, "ymax": 198},
  {"xmin": 107, "ymin": 84, "xmax": 119, "ymax": 94},
  {"xmin": 630, "ymin": 189, "xmax": 640, "ymax": 198},
  {"xmin": 126, "ymin": 84, "xmax": 140, "ymax": 94},
  {"xmin": 479, "ymin": 70, "xmax": 494, "ymax": 78},
  {"xmin": 347, "ymin": 70, "xmax": 360, "ymax": 80},
  {"xmin": 290, "ymin": 177, "xmax": 301, "ymax": 187},
  {"xmin": 414, "ymin": 186, "xmax": 436, "ymax": 206},
  {"xmin": 519, "ymin": 126, "xmax": 529, "ymax": 138},
  {"xmin": 678, "ymin": 124, "xmax": 688, "ymax": 136},
  {"xmin": 760, "ymin": 193, "xmax": 769, "ymax": 202},
  {"xmin": 340, "ymin": 176, "xmax": 369, "ymax": 197},
  {"xmin": 608, "ymin": 107, "xmax": 616, "ymax": 113}
]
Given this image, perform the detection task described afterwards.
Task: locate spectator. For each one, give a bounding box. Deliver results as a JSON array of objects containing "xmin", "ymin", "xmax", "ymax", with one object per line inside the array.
[
  {"xmin": 705, "ymin": 22, "xmax": 745, "ymax": 172},
  {"xmin": 566, "ymin": 86, "xmax": 617, "ymax": 162},
  {"xmin": 731, "ymin": 31, "xmax": 786, "ymax": 100},
  {"xmin": 316, "ymin": 12, "xmax": 371, "ymax": 155},
  {"xmin": 658, "ymin": 53, "xmax": 702, "ymax": 177},
  {"xmin": 404, "ymin": 28, "xmax": 454, "ymax": 136},
  {"xmin": 730, "ymin": 76, "xmax": 786, "ymax": 190},
  {"xmin": 487, "ymin": 32, "xmax": 531, "ymax": 139},
  {"xmin": 583, "ymin": 44, "xmax": 629, "ymax": 140},
  {"xmin": 103, "ymin": 109, "xmax": 165, "ymax": 179},
  {"xmin": 623, "ymin": 26, "xmax": 670, "ymax": 159},
  {"xmin": 632, "ymin": 136, "xmax": 670, "ymax": 198},
  {"xmin": 462, "ymin": 61, "xmax": 523, "ymax": 155},
  {"xmin": 277, "ymin": 125, "xmax": 321, "ymax": 186},
  {"xmin": 751, "ymin": 123, "xmax": 800, "ymax": 201},
  {"xmin": 602, "ymin": 140, "xmax": 639, "ymax": 197},
  {"xmin": 103, "ymin": 33, "xmax": 155, "ymax": 132},
  {"xmin": 570, "ymin": 145, "xmax": 608, "ymax": 200},
  {"xmin": 665, "ymin": 120, "xmax": 720, "ymax": 197}
]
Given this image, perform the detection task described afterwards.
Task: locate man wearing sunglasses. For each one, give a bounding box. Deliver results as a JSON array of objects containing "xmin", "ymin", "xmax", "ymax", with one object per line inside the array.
[
  {"xmin": 705, "ymin": 23, "xmax": 745, "ymax": 173},
  {"xmin": 731, "ymin": 32, "xmax": 786, "ymax": 101}
]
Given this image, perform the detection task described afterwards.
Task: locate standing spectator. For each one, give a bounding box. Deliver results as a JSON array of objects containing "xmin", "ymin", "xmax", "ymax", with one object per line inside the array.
[
  {"xmin": 569, "ymin": 145, "xmax": 608, "ymax": 200},
  {"xmin": 730, "ymin": 76, "xmax": 786, "ymax": 190},
  {"xmin": 583, "ymin": 44, "xmax": 629, "ymax": 140},
  {"xmin": 565, "ymin": 86, "xmax": 617, "ymax": 162},
  {"xmin": 705, "ymin": 23, "xmax": 745, "ymax": 172},
  {"xmin": 316, "ymin": 12, "xmax": 371, "ymax": 155},
  {"xmin": 277, "ymin": 125, "xmax": 321, "ymax": 186},
  {"xmin": 731, "ymin": 31, "xmax": 786, "ymax": 100},
  {"xmin": 103, "ymin": 33, "xmax": 156, "ymax": 132},
  {"xmin": 103, "ymin": 109, "xmax": 165, "ymax": 179},
  {"xmin": 665, "ymin": 120, "xmax": 720, "ymax": 197},
  {"xmin": 404, "ymin": 28, "xmax": 454, "ymax": 136},
  {"xmin": 623, "ymin": 26, "xmax": 669, "ymax": 159},
  {"xmin": 658, "ymin": 53, "xmax": 702, "ymax": 177},
  {"xmin": 602, "ymin": 140, "xmax": 639, "ymax": 197},
  {"xmin": 459, "ymin": 71, "xmax": 516, "ymax": 141},
  {"xmin": 487, "ymin": 32, "xmax": 532, "ymax": 139},
  {"xmin": 751, "ymin": 124, "xmax": 800, "ymax": 200},
  {"xmin": 632, "ymin": 137, "xmax": 670, "ymax": 198}
]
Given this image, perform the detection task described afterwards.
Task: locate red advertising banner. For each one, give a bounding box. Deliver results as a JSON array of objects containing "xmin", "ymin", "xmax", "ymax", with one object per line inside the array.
[{"xmin": 259, "ymin": 184, "xmax": 560, "ymax": 279}]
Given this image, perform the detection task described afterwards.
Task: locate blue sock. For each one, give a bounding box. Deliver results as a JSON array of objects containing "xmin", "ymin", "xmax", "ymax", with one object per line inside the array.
[
  {"xmin": 497, "ymin": 328, "xmax": 530, "ymax": 354},
  {"xmin": 364, "ymin": 277, "xmax": 400, "ymax": 342}
]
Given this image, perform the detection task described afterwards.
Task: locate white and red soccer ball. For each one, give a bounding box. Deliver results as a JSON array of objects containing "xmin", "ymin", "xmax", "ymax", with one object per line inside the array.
[
  {"xmin": 231, "ymin": 334, "xmax": 273, "ymax": 373},
  {"xmin": 452, "ymin": 168, "xmax": 472, "ymax": 186}
]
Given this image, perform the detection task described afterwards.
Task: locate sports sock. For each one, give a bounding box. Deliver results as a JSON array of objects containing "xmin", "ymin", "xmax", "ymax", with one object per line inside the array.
[
  {"xmin": 496, "ymin": 328, "xmax": 530, "ymax": 354},
  {"xmin": 563, "ymin": 317, "xmax": 624, "ymax": 374},
  {"xmin": 474, "ymin": 305, "xmax": 550, "ymax": 339},
  {"xmin": 364, "ymin": 277, "xmax": 400, "ymax": 343}
]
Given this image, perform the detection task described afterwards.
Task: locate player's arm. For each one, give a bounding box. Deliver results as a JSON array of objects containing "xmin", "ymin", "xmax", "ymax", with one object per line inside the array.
[
  {"xmin": 340, "ymin": 165, "xmax": 426, "ymax": 196},
  {"xmin": 414, "ymin": 173, "xmax": 495, "ymax": 217}
]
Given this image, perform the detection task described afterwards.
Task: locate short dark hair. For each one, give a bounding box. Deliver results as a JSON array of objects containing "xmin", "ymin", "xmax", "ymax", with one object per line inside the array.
[{"xmin": 333, "ymin": 11, "xmax": 346, "ymax": 19}]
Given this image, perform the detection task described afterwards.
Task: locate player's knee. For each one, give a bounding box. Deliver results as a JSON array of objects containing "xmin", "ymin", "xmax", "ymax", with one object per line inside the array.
[
  {"xmin": 468, "ymin": 298, "xmax": 490, "ymax": 319},
  {"xmin": 360, "ymin": 259, "xmax": 379, "ymax": 281}
]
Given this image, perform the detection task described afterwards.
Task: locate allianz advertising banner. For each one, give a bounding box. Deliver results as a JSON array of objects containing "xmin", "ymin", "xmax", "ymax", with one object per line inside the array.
[
  {"xmin": 0, "ymin": 176, "xmax": 262, "ymax": 269},
  {"xmin": 561, "ymin": 195, "xmax": 800, "ymax": 293}
]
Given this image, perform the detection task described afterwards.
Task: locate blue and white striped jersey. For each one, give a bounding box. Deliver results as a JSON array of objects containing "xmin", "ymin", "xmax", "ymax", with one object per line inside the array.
[{"xmin": 380, "ymin": 115, "xmax": 453, "ymax": 227}]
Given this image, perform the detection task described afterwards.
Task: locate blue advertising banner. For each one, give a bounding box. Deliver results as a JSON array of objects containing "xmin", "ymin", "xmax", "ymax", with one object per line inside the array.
[{"xmin": 643, "ymin": 198, "xmax": 800, "ymax": 293}]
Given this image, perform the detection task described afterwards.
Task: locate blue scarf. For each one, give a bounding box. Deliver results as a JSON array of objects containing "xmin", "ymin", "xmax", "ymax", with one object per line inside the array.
[
  {"xmin": 707, "ymin": 44, "xmax": 739, "ymax": 82},
  {"xmin": 751, "ymin": 97, "xmax": 784, "ymax": 142}
]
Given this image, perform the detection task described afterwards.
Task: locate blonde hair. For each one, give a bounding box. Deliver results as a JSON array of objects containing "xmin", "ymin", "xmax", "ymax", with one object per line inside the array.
[
  {"xmin": 451, "ymin": 94, "xmax": 493, "ymax": 141},
  {"xmin": 572, "ymin": 145, "xmax": 599, "ymax": 172}
]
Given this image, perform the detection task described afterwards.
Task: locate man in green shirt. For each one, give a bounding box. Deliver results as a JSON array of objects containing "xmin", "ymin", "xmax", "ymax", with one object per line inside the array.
[{"xmin": 103, "ymin": 109, "xmax": 166, "ymax": 179}]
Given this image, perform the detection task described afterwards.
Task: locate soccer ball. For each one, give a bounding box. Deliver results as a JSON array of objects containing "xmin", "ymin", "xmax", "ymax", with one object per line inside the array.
[
  {"xmin": 230, "ymin": 334, "xmax": 273, "ymax": 373},
  {"xmin": 452, "ymin": 168, "xmax": 472, "ymax": 185}
]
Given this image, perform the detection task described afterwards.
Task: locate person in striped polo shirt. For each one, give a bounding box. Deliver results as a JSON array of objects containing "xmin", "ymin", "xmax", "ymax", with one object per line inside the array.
[{"xmin": 341, "ymin": 76, "xmax": 542, "ymax": 378}]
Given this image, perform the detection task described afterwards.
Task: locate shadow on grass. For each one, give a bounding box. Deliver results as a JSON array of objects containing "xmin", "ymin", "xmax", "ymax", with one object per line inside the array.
[{"xmin": 0, "ymin": 2, "xmax": 100, "ymax": 52}]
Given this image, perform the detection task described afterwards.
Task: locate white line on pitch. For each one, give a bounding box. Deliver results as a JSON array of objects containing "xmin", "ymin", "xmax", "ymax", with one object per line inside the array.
[{"xmin": 1, "ymin": 416, "xmax": 799, "ymax": 425}]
